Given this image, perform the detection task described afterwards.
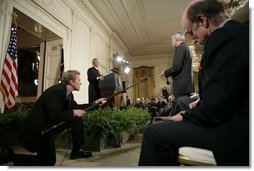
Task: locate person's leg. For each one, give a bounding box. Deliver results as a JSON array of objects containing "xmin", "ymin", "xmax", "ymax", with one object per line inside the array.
[
  {"xmin": 138, "ymin": 121, "xmax": 210, "ymax": 166},
  {"xmin": 70, "ymin": 117, "xmax": 92, "ymax": 159},
  {"xmin": 171, "ymin": 96, "xmax": 192, "ymax": 116},
  {"xmin": 14, "ymin": 135, "xmax": 56, "ymax": 166},
  {"xmin": 70, "ymin": 117, "xmax": 85, "ymax": 153}
]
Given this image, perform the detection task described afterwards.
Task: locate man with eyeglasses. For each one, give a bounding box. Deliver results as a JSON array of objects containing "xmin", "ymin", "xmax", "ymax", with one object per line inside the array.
[{"xmin": 138, "ymin": 0, "xmax": 248, "ymax": 166}]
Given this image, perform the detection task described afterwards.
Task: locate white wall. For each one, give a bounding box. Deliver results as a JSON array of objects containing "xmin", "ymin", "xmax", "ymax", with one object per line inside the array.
[
  {"xmin": 0, "ymin": 0, "xmax": 174, "ymax": 109},
  {"xmin": 125, "ymin": 53, "xmax": 173, "ymax": 102},
  {"xmin": 0, "ymin": 0, "xmax": 129, "ymax": 109}
]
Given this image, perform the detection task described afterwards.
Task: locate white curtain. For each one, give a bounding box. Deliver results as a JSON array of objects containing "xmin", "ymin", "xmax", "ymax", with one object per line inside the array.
[{"xmin": 0, "ymin": 0, "xmax": 13, "ymax": 112}]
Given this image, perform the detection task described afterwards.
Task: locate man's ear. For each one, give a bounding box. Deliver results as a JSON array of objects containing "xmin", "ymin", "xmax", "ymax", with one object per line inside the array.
[
  {"xmin": 196, "ymin": 14, "xmax": 209, "ymax": 28},
  {"xmin": 69, "ymin": 80, "xmax": 75, "ymax": 86}
]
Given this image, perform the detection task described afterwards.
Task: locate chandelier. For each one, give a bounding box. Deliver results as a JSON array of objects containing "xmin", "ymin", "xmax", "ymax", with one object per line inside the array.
[{"xmin": 220, "ymin": 0, "xmax": 249, "ymax": 17}]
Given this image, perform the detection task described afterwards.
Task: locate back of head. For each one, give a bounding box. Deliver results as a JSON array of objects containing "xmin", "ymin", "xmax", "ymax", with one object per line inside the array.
[
  {"xmin": 172, "ymin": 32, "xmax": 185, "ymax": 42},
  {"xmin": 61, "ymin": 70, "xmax": 80, "ymax": 85},
  {"xmin": 184, "ymin": 0, "xmax": 226, "ymax": 25}
]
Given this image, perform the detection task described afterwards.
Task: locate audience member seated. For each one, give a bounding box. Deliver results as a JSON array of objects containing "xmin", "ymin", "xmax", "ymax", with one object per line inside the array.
[
  {"xmin": 159, "ymin": 95, "xmax": 175, "ymax": 116},
  {"xmin": 134, "ymin": 98, "xmax": 143, "ymax": 108},
  {"xmin": 156, "ymin": 96, "xmax": 167, "ymax": 114},
  {"xmin": 148, "ymin": 98, "xmax": 158, "ymax": 118}
]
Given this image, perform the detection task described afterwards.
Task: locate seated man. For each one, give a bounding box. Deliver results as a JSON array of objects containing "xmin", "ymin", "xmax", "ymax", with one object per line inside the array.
[{"xmin": 139, "ymin": 0, "xmax": 248, "ymax": 166}]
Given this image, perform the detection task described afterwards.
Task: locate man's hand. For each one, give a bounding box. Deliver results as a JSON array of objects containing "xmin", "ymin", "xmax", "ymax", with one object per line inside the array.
[
  {"xmin": 189, "ymin": 98, "xmax": 200, "ymax": 109},
  {"xmin": 94, "ymin": 98, "xmax": 107, "ymax": 106},
  {"xmin": 98, "ymin": 75, "xmax": 104, "ymax": 80},
  {"xmin": 159, "ymin": 70, "xmax": 165, "ymax": 77},
  {"xmin": 73, "ymin": 109, "xmax": 86, "ymax": 117},
  {"xmin": 169, "ymin": 111, "xmax": 186, "ymax": 122}
]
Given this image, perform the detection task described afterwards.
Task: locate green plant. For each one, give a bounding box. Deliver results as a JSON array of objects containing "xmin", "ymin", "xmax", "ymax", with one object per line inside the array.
[
  {"xmin": 83, "ymin": 107, "xmax": 150, "ymax": 142},
  {"xmin": 0, "ymin": 106, "xmax": 30, "ymax": 146},
  {"xmin": 84, "ymin": 107, "xmax": 115, "ymax": 140},
  {"xmin": 121, "ymin": 107, "xmax": 150, "ymax": 130},
  {"xmin": 0, "ymin": 107, "xmax": 29, "ymax": 130}
]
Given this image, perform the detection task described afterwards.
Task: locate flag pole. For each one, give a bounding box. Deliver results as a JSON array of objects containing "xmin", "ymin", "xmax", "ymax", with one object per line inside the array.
[
  {"xmin": 0, "ymin": 12, "xmax": 18, "ymax": 110},
  {"xmin": 58, "ymin": 46, "xmax": 64, "ymax": 83}
]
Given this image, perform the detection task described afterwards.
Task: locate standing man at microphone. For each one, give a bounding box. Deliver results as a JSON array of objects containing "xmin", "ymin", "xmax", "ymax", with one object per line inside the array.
[
  {"xmin": 87, "ymin": 58, "xmax": 104, "ymax": 105},
  {"xmin": 0, "ymin": 70, "xmax": 107, "ymax": 165},
  {"xmin": 160, "ymin": 32, "xmax": 193, "ymax": 100}
]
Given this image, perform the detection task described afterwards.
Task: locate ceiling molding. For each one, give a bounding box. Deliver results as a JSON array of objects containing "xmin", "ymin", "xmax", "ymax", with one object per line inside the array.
[
  {"xmin": 76, "ymin": 0, "xmax": 112, "ymax": 34},
  {"xmin": 88, "ymin": 0, "xmax": 248, "ymax": 57}
]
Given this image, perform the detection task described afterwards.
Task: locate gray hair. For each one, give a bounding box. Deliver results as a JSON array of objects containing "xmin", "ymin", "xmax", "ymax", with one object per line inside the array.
[
  {"xmin": 61, "ymin": 70, "xmax": 80, "ymax": 85},
  {"xmin": 172, "ymin": 32, "xmax": 185, "ymax": 41}
]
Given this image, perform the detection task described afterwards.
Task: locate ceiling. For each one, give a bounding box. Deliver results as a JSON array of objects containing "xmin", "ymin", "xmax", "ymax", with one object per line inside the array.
[
  {"xmin": 13, "ymin": 1, "xmax": 248, "ymax": 56},
  {"xmin": 88, "ymin": 0, "xmax": 249, "ymax": 57}
]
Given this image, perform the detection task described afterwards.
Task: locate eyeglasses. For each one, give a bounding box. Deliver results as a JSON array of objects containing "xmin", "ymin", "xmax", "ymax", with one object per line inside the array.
[{"xmin": 185, "ymin": 22, "xmax": 199, "ymax": 37}]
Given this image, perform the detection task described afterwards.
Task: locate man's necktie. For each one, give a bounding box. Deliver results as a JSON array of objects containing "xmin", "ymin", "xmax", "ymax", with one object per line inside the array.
[
  {"xmin": 67, "ymin": 93, "xmax": 72, "ymax": 110},
  {"xmin": 97, "ymin": 69, "xmax": 101, "ymax": 76}
]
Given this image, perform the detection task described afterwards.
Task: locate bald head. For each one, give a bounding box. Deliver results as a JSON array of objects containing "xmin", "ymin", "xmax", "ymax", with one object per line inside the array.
[
  {"xmin": 181, "ymin": 0, "xmax": 227, "ymax": 44},
  {"xmin": 182, "ymin": 0, "xmax": 202, "ymax": 30},
  {"xmin": 182, "ymin": 0, "xmax": 226, "ymax": 30}
]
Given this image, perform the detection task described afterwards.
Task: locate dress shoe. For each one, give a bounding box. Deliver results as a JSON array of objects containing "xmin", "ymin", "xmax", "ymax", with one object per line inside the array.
[
  {"xmin": 0, "ymin": 146, "xmax": 14, "ymax": 165},
  {"xmin": 69, "ymin": 151, "xmax": 92, "ymax": 160}
]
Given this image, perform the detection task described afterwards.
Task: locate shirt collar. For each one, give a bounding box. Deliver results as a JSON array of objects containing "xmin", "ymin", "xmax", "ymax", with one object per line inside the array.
[
  {"xmin": 66, "ymin": 86, "xmax": 72, "ymax": 98},
  {"xmin": 218, "ymin": 18, "xmax": 231, "ymax": 29}
]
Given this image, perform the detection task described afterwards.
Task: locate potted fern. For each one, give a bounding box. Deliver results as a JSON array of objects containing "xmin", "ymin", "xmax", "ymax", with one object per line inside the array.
[
  {"xmin": 0, "ymin": 104, "xmax": 30, "ymax": 146},
  {"xmin": 83, "ymin": 107, "xmax": 150, "ymax": 151}
]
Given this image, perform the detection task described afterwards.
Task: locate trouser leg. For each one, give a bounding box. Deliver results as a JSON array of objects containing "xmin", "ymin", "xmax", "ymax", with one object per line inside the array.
[
  {"xmin": 14, "ymin": 135, "xmax": 56, "ymax": 166},
  {"xmin": 138, "ymin": 121, "xmax": 210, "ymax": 166},
  {"xmin": 70, "ymin": 117, "xmax": 85, "ymax": 152}
]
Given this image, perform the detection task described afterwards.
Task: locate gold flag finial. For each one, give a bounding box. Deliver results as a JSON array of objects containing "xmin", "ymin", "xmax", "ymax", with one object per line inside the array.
[{"xmin": 12, "ymin": 12, "xmax": 18, "ymax": 27}]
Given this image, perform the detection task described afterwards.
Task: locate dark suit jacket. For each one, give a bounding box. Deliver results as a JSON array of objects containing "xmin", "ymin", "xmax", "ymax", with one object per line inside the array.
[
  {"xmin": 87, "ymin": 66, "xmax": 101, "ymax": 104},
  {"xmin": 164, "ymin": 42, "xmax": 193, "ymax": 98},
  {"xmin": 19, "ymin": 83, "xmax": 89, "ymax": 152},
  {"xmin": 183, "ymin": 20, "xmax": 249, "ymax": 165}
]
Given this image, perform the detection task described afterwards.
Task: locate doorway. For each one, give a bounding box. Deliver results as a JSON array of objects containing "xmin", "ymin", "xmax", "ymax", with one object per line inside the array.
[{"xmin": 13, "ymin": 8, "xmax": 62, "ymax": 102}]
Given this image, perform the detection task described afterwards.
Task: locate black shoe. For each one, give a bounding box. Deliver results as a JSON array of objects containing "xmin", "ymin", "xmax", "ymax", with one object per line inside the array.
[
  {"xmin": 69, "ymin": 151, "xmax": 92, "ymax": 160},
  {"xmin": 0, "ymin": 146, "xmax": 14, "ymax": 165}
]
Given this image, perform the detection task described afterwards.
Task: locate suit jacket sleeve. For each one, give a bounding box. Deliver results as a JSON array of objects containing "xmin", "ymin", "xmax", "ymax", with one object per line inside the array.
[
  {"xmin": 87, "ymin": 67, "xmax": 99, "ymax": 83},
  {"xmin": 164, "ymin": 43, "xmax": 186, "ymax": 77}
]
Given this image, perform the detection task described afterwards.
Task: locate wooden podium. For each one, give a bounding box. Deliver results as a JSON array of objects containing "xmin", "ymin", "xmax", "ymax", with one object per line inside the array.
[{"xmin": 99, "ymin": 73, "xmax": 123, "ymax": 109}]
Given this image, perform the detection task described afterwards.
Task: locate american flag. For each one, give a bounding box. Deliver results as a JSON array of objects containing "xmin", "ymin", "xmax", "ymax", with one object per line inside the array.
[{"xmin": 0, "ymin": 25, "xmax": 18, "ymax": 108}]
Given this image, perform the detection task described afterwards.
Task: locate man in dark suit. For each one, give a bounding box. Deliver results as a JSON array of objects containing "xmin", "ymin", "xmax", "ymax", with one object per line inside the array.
[
  {"xmin": 160, "ymin": 32, "xmax": 193, "ymax": 100},
  {"xmin": 0, "ymin": 70, "xmax": 107, "ymax": 165},
  {"xmin": 87, "ymin": 58, "xmax": 104, "ymax": 105},
  {"xmin": 139, "ymin": 0, "xmax": 249, "ymax": 166}
]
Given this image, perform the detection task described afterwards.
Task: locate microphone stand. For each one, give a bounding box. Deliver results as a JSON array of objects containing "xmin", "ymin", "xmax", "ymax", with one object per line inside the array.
[{"xmin": 41, "ymin": 72, "xmax": 151, "ymax": 135}]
